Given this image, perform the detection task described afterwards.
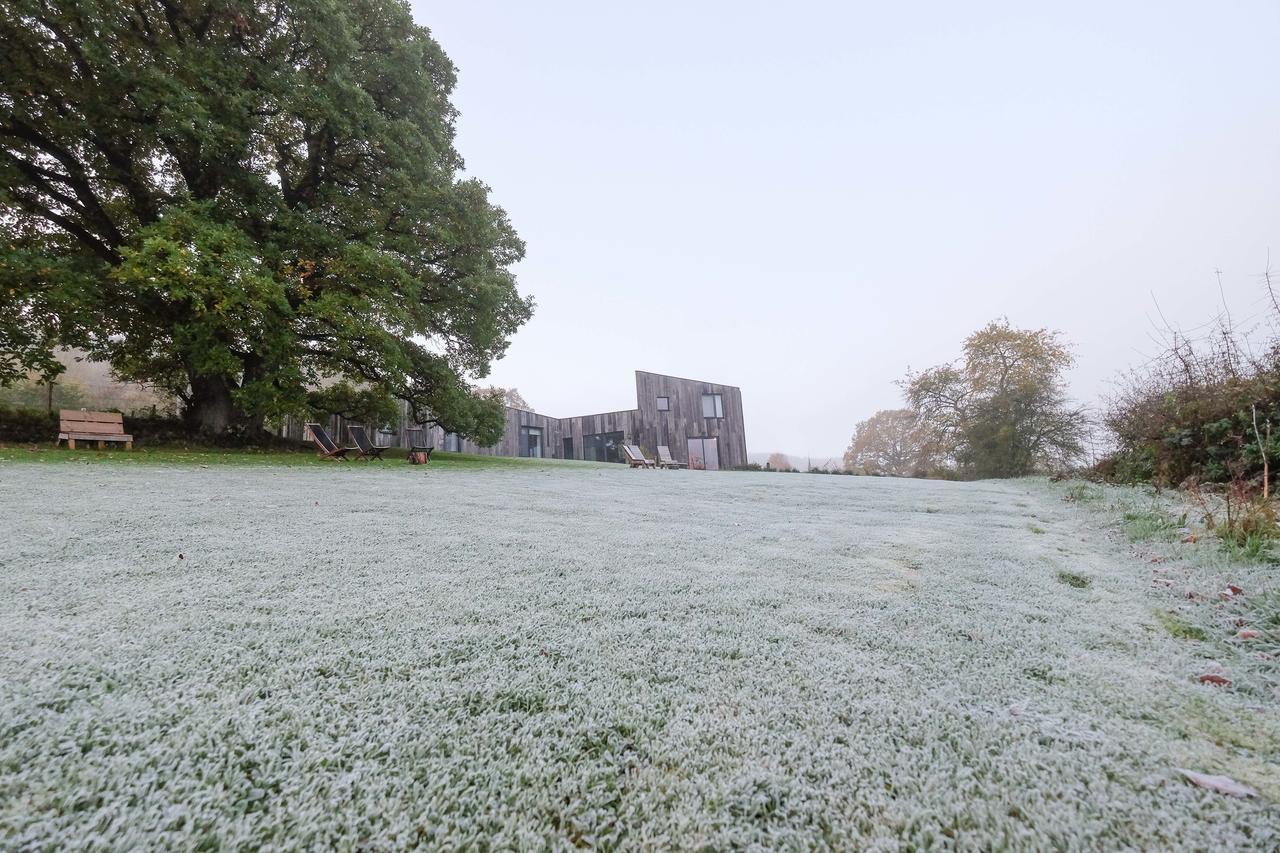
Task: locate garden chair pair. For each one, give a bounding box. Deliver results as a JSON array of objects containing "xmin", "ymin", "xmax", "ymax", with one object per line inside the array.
[{"xmin": 306, "ymin": 423, "xmax": 396, "ymax": 461}]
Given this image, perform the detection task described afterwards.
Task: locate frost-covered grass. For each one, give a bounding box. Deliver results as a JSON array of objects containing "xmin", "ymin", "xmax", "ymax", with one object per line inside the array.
[
  {"xmin": 0, "ymin": 443, "xmax": 570, "ymax": 470},
  {"xmin": 2, "ymin": 465, "xmax": 1278, "ymax": 848}
]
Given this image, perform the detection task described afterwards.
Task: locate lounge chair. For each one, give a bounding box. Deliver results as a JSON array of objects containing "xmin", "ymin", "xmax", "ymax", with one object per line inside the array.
[
  {"xmin": 306, "ymin": 422, "xmax": 355, "ymax": 460},
  {"xmin": 656, "ymin": 445, "xmax": 686, "ymax": 469},
  {"xmin": 407, "ymin": 428, "xmax": 434, "ymax": 464},
  {"xmin": 347, "ymin": 424, "xmax": 390, "ymax": 460},
  {"xmin": 621, "ymin": 444, "xmax": 655, "ymax": 468}
]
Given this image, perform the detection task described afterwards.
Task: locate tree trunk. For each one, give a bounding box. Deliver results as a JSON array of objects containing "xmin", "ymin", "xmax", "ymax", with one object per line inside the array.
[{"xmin": 187, "ymin": 375, "xmax": 239, "ymax": 436}]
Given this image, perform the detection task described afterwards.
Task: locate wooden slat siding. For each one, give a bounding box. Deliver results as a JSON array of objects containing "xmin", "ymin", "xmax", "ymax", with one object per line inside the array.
[
  {"xmin": 632, "ymin": 371, "xmax": 747, "ymax": 468},
  {"xmin": 557, "ymin": 408, "xmax": 638, "ymax": 461},
  {"xmin": 277, "ymin": 369, "xmax": 748, "ymax": 466}
]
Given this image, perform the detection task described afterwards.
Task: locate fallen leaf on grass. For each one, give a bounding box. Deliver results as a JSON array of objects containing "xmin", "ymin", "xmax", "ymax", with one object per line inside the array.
[
  {"xmin": 1228, "ymin": 584, "xmax": 1244, "ymax": 595},
  {"xmin": 1181, "ymin": 533, "xmax": 1199, "ymax": 544},
  {"xmin": 1176, "ymin": 769, "xmax": 1257, "ymax": 798},
  {"xmin": 1198, "ymin": 673, "xmax": 1231, "ymax": 686},
  {"xmin": 1237, "ymin": 629, "xmax": 1260, "ymax": 640}
]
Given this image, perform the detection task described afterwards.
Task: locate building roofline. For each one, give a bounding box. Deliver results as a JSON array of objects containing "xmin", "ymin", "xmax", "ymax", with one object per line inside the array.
[
  {"xmin": 496, "ymin": 368, "xmax": 740, "ymax": 422},
  {"xmin": 557, "ymin": 407, "xmax": 639, "ymax": 422},
  {"xmin": 634, "ymin": 369, "xmax": 742, "ymax": 390}
]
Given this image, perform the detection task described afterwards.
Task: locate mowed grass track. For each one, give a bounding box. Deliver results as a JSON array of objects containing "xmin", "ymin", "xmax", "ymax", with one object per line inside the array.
[{"xmin": 1, "ymin": 462, "xmax": 1277, "ymax": 848}]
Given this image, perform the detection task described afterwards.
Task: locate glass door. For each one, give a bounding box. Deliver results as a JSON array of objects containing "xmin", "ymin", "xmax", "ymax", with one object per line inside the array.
[
  {"xmin": 562, "ymin": 437, "xmax": 574, "ymax": 459},
  {"xmin": 521, "ymin": 426, "xmax": 543, "ymax": 458},
  {"xmin": 703, "ymin": 437, "xmax": 719, "ymax": 470},
  {"xmin": 687, "ymin": 437, "xmax": 719, "ymax": 470}
]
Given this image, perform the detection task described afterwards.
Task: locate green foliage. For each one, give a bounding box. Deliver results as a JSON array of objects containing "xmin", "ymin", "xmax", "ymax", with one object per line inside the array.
[
  {"xmin": 1121, "ymin": 508, "xmax": 1183, "ymax": 542},
  {"xmin": 1153, "ymin": 610, "xmax": 1207, "ymax": 641},
  {"xmin": 306, "ymin": 381, "xmax": 399, "ymax": 427},
  {"xmin": 0, "ymin": 0, "xmax": 531, "ymax": 439},
  {"xmin": 0, "ymin": 405, "xmax": 57, "ymax": 442},
  {"xmin": 903, "ymin": 319, "xmax": 1086, "ymax": 479},
  {"xmin": 1055, "ymin": 570, "xmax": 1091, "ymax": 588},
  {"xmin": 1061, "ymin": 483, "xmax": 1103, "ymax": 504},
  {"xmin": 1102, "ymin": 284, "xmax": 1280, "ymax": 487}
]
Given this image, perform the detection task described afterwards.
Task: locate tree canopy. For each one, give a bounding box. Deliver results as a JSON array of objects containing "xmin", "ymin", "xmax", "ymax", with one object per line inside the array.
[
  {"xmin": 903, "ymin": 319, "xmax": 1085, "ymax": 478},
  {"xmin": 842, "ymin": 408, "xmax": 937, "ymax": 476},
  {"xmin": 0, "ymin": 0, "xmax": 531, "ymax": 437}
]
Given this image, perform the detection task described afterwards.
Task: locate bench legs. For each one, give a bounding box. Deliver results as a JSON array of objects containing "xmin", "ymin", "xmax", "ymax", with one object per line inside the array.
[{"xmin": 67, "ymin": 438, "xmax": 75, "ymax": 449}]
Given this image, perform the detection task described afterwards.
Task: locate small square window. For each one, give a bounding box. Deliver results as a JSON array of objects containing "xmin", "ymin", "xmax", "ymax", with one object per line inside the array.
[
  {"xmin": 701, "ymin": 393, "xmax": 724, "ymax": 419},
  {"xmin": 656, "ymin": 396, "xmax": 670, "ymax": 411}
]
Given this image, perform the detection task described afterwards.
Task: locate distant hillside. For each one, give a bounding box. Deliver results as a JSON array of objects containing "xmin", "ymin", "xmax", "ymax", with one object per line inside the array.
[{"xmin": 0, "ymin": 349, "xmax": 172, "ymax": 413}]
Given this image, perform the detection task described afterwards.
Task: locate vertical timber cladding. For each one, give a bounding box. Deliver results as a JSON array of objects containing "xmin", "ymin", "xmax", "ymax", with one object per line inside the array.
[
  {"xmin": 632, "ymin": 371, "xmax": 747, "ymax": 468},
  {"xmin": 476, "ymin": 407, "xmax": 561, "ymax": 457},
  {"xmin": 558, "ymin": 409, "xmax": 639, "ymax": 461},
  {"xmin": 382, "ymin": 369, "xmax": 746, "ymax": 463}
]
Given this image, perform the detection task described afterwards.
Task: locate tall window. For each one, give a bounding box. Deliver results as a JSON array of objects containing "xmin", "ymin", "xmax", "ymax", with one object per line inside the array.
[
  {"xmin": 656, "ymin": 396, "xmax": 670, "ymax": 411},
  {"xmin": 520, "ymin": 426, "xmax": 543, "ymax": 458},
  {"xmin": 701, "ymin": 393, "xmax": 724, "ymax": 418},
  {"xmin": 444, "ymin": 432, "xmax": 461, "ymax": 452}
]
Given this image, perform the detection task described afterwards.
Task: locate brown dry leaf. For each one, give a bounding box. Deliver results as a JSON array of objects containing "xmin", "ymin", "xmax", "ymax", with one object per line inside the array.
[
  {"xmin": 1237, "ymin": 629, "xmax": 1260, "ymax": 640},
  {"xmin": 1181, "ymin": 533, "xmax": 1199, "ymax": 544},
  {"xmin": 1176, "ymin": 768, "xmax": 1258, "ymax": 798},
  {"xmin": 1227, "ymin": 584, "xmax": 1244, "ymax": 595},
  {"xmin": 1198, "ymin": 673, "xmax": 1231, "ymax": 686}
]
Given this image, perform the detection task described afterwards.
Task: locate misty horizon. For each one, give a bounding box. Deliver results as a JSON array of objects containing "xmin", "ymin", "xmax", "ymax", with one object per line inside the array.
[{"xmin": 418, "ymin": 0, "xmax": 1280, "ymax": 458}]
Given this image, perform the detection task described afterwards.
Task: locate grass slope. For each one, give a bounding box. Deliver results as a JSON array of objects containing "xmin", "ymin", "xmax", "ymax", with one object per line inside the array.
[{"xmin": 1, "ymin": 465, "xmax": 1277, "ymax": 848}]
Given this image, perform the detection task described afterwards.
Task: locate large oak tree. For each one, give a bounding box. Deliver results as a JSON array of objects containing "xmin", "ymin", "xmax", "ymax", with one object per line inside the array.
[{"xmin": 0, "ymin": 0, "xmax": 531, "ymax": 439}]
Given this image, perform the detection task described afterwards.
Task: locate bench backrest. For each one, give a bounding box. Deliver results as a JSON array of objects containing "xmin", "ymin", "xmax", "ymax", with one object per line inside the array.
[
  {"xmin": 657, "ymin": 445, "xmax": 675, "ymax": 463},
  {"xmin": 60, "ymin": 409, "xmax": 125, "ymax": 435},
  {"xmin": 623, "ymin": 444, "xmax": 649, "ymax": 461},
  {"xmin": 347, "ymin": 424, "xmax": 373, "ymax": 451},
  {"xmin": 305, "ymin": 422, "xmax": 338, "ymax": 452}
]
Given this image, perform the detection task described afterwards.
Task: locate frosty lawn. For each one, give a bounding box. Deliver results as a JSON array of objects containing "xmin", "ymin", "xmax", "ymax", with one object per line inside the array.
[{"xmin": 2, "ymin": 462, "xmax": 1277, "ymax": 848}]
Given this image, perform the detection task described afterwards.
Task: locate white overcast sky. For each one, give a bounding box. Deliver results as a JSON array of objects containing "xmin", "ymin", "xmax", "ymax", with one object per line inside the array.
[{"xmin": 412, "ymin": 1, "xmax": 1280, "ymax": 458}]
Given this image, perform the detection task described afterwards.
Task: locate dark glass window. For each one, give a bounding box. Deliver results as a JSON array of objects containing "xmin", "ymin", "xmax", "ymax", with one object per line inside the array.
[
  {"xmin": 520, "ymin": 426, "xmax": 544, "ymax": 458},
  {"xmin": 656, "ymin": 396, "xmax": 670, "ymax": 411},
  {"xmin": 562, "ymin": 437, "xmax": 574, "ymax": 459},
  {"xmin": 583, "ymin": 431, "xmax": 624, "ymax": 463},
  {"xmin": 701, "ymin": 393, "xmax": 724, "ymax": 418}
]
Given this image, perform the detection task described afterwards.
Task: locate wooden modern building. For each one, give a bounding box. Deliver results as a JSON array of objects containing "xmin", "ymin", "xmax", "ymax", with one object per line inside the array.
[
  {"xmin": 286, "ymin": 370, "xmax": 747, "ymax": 469},
  {"xmin": 418, "ymin": 370, "xmax": 747, "ymax": 469}
]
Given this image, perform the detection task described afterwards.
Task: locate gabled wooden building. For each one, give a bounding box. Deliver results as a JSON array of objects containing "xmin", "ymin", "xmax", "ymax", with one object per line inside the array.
[{"xmin": 418, "ymin": 370, "xmax": 747, "ymax": 469}]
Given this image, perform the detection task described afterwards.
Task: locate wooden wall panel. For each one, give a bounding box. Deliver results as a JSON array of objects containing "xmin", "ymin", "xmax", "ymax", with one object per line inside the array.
[
  {"xmin": 280, "ymin": 370, "xmax": 747, "ymax": 467},
  {"xmin": 631, "ymin": 371, "xmax": 747, "ymax": 468}
]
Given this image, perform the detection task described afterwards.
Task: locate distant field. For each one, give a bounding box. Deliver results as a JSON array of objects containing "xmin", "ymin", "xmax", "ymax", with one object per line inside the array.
[{"xmin": 1, "ymin": 463, "xmax": 1276, "ymax": 848}]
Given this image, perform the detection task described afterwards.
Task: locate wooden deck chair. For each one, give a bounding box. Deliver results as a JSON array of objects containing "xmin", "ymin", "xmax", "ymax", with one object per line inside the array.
[
  {"xmin": 656, "ymin": 445, "xmax": 687, "ymax": 469},
  {"xmin": 621, "ymin": 444, "xmax": 655, "ymax": 468},
  {"xmin": 407, "ymin": 428, "xmax": 434, "ymax": 465},
  {"xmin": 347, "ymin": 424, "xmax": 389, "ymax": 460},
  {"xmin": 305, "ymin": 422, "xmax": 354, "ymax": 460}
]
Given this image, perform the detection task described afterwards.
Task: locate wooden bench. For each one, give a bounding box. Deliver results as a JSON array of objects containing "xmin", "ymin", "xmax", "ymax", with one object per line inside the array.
[{"xmin": 58, "ymin": 410, "xmax": 133, "ymax": 450}]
